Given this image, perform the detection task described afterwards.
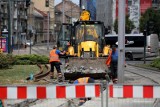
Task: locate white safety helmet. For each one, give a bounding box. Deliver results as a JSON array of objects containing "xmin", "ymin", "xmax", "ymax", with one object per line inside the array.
[
  {"xmin": 82, "ymin": 5, "xmax": 85, "ymax": 10},
  {"xmin": 53, "ymin": 45, "xmax": 57, "ymax": 49}
]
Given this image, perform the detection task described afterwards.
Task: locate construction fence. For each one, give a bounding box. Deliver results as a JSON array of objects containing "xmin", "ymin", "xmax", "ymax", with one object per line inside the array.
[
  {"xmin": 0, "ymin": 83, "xmax": 103, "ymax": 107},
  {"xmin": 1, "ymin": 84, "xmax": 160, "ymax": 107}
]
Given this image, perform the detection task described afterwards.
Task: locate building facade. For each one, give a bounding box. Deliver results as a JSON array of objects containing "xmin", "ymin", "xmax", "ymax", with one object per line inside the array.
[
  {"xmin": 113, "ymin": 0, "xmax": 153, "ymax": 31},
  {"xmin": 54, "ymin": 0, "xmax": 80, "ymax": 35},
  {"xmin": 32, "ymin": 0, "xmax": 55, "ymax": 42},
  {"xmin": 0, "ymin": 1, "xmax": 28, "ymax": 49}
]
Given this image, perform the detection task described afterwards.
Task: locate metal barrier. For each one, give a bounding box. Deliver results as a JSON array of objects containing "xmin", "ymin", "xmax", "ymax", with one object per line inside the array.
[
  {"xmin": 3, "ymin": 84, "xmax": 160, "ymax": 107},
  {"xmin": 1, "ymin": 83, "xmax": 104, "ymax": 107},
  {"xmin": 108, "ymin": 84, "xmax": 160, "ymax": 107}
]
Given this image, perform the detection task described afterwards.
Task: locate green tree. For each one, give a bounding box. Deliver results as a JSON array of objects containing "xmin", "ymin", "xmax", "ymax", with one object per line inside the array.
[
  {"xmin": 114, "ymin": 15, "xmax": 135, "ymax": 34},
  {"xmin": 140, "ymin": 8, "xmax": 160, "ymax": 38}
]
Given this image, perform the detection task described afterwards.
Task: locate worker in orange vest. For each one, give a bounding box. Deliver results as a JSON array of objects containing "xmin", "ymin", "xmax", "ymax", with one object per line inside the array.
[
  {"xmin": 106, "ymin": 45, "xmax": 118, "ymax": 83},
  {"xmin": 73, "ymin": 77, "xmax": 95, "ymax": 106},
  {"xmin": 49, "ymin": 45, "xmax": 66, "ymax": 81}
]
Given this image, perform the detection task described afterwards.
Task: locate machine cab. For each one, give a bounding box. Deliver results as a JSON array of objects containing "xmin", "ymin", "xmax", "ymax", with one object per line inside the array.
[
  {"xmin": 57, "ymin": 23, "xmax": 72, "ymax": 51},
  {"xmin": 73, "ymin": 21, "xmax": 105, "ymax": 57}
]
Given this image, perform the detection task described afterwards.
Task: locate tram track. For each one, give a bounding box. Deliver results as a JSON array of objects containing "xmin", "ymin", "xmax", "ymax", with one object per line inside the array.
[
  {"xmin": 125, "ymin": 65, "xmax": 160, "ymax": 107},
  {"xmin": 125, "ymin": 65, "xmax": 160, "ymax": 84}
]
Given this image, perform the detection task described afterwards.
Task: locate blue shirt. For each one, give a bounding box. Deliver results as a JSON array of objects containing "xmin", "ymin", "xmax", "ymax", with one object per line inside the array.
[
  {"xmin": 73, "ymin": 80, "xmax": 79, "ymax": 84},
  {"xmin": 56, "ymin": 50, "xmax": 61, "ymax": 55},
  {"xmin": 111, "ymin": 50, "xmax": 118, "ymax": 62}
]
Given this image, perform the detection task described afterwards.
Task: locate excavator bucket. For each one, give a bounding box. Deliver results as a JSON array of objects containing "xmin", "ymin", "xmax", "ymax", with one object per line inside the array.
[{"xmin": 63, "ymin": 58, "xmax": 108, "ymax": 80}]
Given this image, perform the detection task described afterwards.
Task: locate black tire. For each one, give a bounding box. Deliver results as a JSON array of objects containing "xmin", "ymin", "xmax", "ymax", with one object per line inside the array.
[{"xmin": 125, "ymin": 53, "xmax": 133, "ymax": 60}]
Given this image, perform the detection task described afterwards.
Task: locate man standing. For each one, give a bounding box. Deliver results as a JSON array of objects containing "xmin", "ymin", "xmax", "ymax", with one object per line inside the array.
[
  {"xmin": 49, "ymin": 45, "xmax": 66, "ymax": 81},
  {"xmin": 106, "ymin": 45, "xmax": 118, "ymax": 83}
]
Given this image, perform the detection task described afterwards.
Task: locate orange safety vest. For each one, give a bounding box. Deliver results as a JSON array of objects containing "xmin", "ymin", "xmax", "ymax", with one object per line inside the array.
[
  {"xmin": 49, "ymin": 49, "xmax": 60, "ymax": 62},
  {"xmin": 77, "ymin": 77, "xmax": 89, "ymax": 84},
  {"xmin": 106, "ymin": 50, "xmax": 126, "ymax": 66},
  {"xmin": 106, "ymin": 50, "xmax": 112, "ymax": 66}
]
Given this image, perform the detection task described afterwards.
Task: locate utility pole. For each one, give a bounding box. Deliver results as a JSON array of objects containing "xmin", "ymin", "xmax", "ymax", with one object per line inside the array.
[
  {"xmin": 62, "ymin": 0, "xmax": 65, "ymax": 40},
  {"xmin": 62, "ymin": 0, "xmax": 65, "ymax": 23},
  {"xmin": 79, "ymin": 0, "xmax": 82, "ymax": 10},
  {"xmin": 118, "ymin": 0, "xmax": 125, "ymax": 83},
  {"xmin": 0, "ymin": 1, "xmax": 2, "ymax": 53},
  {"xmin": 47, "ymin": 11, "xmax": 50, "ymax": 50},
  {"xmin": 0, "ymin": 1, "xmax": 1, "ymax": 36},
  {"xmin": 7, "ymin": 0, "xmax": 12, "ymax": 53}
]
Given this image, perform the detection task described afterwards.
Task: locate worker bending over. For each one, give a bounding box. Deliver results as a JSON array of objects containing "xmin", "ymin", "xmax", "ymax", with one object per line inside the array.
[{"xmin": 73, "ymin": 77, "xmax": 95, "ymax": 106}]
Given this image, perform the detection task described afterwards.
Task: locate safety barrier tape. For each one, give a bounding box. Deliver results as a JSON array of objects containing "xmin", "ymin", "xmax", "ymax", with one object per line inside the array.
[
  {"xmin": 109, "ymin": 85, "xmax": 160, "ymax": 98},
  {"xmin": 0, "ymin": 84, "xmax": 100, "ymax": 99}
]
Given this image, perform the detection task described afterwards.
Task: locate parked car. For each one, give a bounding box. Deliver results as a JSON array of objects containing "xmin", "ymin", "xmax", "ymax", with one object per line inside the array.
[
  {"xmin": 26, "ymin": 40, "xmax": 34, "ymax": 46},
  {"xmin": 105, "ymin": 34, "xmax": 159, "ymax": 60}
]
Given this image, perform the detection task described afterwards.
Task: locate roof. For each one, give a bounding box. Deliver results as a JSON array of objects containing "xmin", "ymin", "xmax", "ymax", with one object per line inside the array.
[
  {"xmin": 34, "ymin": 8, "xmax": 48, "ymax": 17},
  {"xmin": 55, "ymin": 0, "xmax": 80, "ymax": 12}
]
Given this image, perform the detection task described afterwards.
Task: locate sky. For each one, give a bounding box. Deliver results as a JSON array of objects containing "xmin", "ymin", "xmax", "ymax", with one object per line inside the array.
[{"xmin": 55, "ymin": 0, "xmax": 79, "ymax": 5}]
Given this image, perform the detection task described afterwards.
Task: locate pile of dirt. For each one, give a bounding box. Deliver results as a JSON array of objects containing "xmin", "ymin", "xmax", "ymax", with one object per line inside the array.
[{"xmin": 64, "ymin": 58, "xmax": 107, "ymax": 73}]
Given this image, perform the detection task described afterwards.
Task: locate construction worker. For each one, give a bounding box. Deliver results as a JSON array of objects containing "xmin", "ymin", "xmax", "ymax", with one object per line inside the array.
[
  {"xmin": 73, "ymin": 77, "xmax": 95, "ymax": 106},
  {"xmin": 106, "ymin": 45, "xmax": 118, "ymax": 83},
  {"xmin": 80, "ymin": 6, "xmax": 90, "ymax": 21},
  {"xmin": 49, "ymin": 45, "xmax": 66, "ymax": 81}
]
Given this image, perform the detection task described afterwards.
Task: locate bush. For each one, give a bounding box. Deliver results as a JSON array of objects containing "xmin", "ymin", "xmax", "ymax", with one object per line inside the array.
[
  {"xmin": 150, "ymin": 58, "xmax": 160, "ymax": 69},
  {"xmin": 0, "ymin": 54, "xmax": 15, "ymax": 69},
  {"xmin": 14, "ymin": 54, "xmax": 49, "ymax": 65}
]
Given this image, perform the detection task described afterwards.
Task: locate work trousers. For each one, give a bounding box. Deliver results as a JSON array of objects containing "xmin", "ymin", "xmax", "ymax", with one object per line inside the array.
[
  {"xmin": 110, "ymin": 61, "xmax": 118, "ymax": 79},
  {"xmin": 50, "ymin": 62, "xmax": 61, "ymax": 73}
]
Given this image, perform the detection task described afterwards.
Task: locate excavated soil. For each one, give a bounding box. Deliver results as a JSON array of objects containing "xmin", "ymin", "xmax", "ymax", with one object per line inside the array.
[{"xmin": 64, "ymin": 58, "xmax": 108, "ymax": 73}]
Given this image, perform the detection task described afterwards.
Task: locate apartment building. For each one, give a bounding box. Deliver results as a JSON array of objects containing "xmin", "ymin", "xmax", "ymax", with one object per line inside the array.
[
  {"xmin": 0, "ymin": 1, "xmax": 28, "ymax": 49},
  {"xmin": 54, "ymin": 0, "xmax": 80, "ymax": 34},
  {"xmin": 32, "ymin": 0, "xmax": 55, "ymax": 42}
]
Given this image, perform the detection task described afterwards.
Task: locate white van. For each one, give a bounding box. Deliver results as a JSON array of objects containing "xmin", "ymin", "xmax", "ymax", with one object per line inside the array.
[{"xmin": 105, "ymin": 34, "xmax": 159, "ymax": 60}]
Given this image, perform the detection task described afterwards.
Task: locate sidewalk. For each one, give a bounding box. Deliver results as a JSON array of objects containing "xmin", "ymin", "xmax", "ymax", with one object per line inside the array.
[{"xmin": 12, "ymin": 45, "xmax": 52, "ymax": 56}]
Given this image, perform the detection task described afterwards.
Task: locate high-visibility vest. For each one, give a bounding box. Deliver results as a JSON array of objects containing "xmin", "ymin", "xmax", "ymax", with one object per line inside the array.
[
  {"xmin": 49, "ymin": 49, "xmax": 60, "ymax": 62},
  {"xmin": 77, "ymin": 77, "xmax": 89, "ymax": 84},
  {"xmin": 106, "ymin": 50, "xmax": 112, "ymax": 66},
  {"xmin": 80, "ymin": 10, "xmax": 90, "ymax": 21}
]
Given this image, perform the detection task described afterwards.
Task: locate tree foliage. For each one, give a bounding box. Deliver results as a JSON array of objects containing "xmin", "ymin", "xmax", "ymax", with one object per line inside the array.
[
  {"xmin": 140, "ymin": 8, "xmax": 160, "ymax": 38},
  {"xmin": 114, "ymin": 15, "xmax": 135, "ymax": 34}
]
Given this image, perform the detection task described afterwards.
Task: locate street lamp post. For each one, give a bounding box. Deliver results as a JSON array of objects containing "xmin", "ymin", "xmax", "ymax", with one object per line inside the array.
[
  {"xmin": 47, "ymin": 11, "xmax": 50, "ymax": 50},
  {"xmin": 118, "ymin": 0, "xmax": 125, "ymax": 83},
  {"xmin": 7, "ymin": 0, "xmax": 11, "ymax": 53}
]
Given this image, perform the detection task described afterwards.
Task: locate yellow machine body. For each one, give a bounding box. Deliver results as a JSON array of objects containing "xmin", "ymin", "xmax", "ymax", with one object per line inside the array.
[
  {"xmin": 103, "ymin": 45, "xmax": 111, "ymax": 56},
  {"xmin": 67, "ymin": 46, "xmax": 75, "ymax": 56},
  {"xmin": 77, "ymin": 41, "xmax": 99, "ymax": 57}
]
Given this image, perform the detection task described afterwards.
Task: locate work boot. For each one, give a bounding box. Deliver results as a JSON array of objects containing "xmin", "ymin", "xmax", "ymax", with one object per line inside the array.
[
  {"xmin": 58, "ymin": 73, "xmax": 64, "ymax": 82},
  {"xmin": 78, "ymin": 98, "xmax": 86, "ymax": 106},
  {"xmin": 113, "ymin": 78, "xmax": 118, "ymax": 84}
]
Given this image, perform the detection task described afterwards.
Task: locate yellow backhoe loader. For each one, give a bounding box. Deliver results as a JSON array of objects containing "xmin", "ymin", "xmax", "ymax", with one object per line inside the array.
[{"xmin": 56, "ymin": 10, "xmax": 110, "ymax": 80}]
